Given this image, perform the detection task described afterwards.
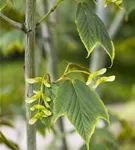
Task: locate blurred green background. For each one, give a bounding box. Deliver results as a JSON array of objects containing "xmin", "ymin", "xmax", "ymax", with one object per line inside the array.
[{"xmin": 0, "ymin": 0, "xmax": 135, "ymax": 150}]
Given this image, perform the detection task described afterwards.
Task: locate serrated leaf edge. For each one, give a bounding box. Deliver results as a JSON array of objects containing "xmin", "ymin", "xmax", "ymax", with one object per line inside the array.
[
  {"xmin": 53, "ymin": 80, "xmax": 110, "ymax": 149},
  {"xmin": 75, "ymin": 2, "xmax": 115, "ymax": 67}
]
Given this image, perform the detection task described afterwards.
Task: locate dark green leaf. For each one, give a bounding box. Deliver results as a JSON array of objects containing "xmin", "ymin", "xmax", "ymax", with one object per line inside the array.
[
  {"xmin": 54, "ymin": 79, "xmax": 109, "ymax": 148},
  {"xmin": 75, "ymin": 2, "xmax": 115, "ymax": 66},
  {"xmin": 36, "ymin": 120, "xmax": 46, "ymax": 137}
]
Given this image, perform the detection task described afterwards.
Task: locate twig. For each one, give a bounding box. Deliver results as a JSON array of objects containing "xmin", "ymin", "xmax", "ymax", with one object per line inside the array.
[
  {"xmin": 36, "ymin": 0, "xmax": 64, "ymax": 28},
  {"xmin": 0, "ymin": 13, "xmax": 25, "ymax": 32}
]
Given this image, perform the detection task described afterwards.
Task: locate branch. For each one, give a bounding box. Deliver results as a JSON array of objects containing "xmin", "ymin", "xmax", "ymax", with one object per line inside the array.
[
  {"xmin": 36, "ymin": 0, "xmax": 63, "ymax": 27},
  {"xmin": 0, "ymin": 13, "xmax": 25, "ymax": 32},
  {"xmin": 25, "ymin": 0, "xmax": 36, "ymax": 149}
]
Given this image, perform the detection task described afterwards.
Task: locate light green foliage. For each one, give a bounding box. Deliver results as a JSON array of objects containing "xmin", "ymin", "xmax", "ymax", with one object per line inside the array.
[
  {"xmin": 26, "ymin": 75, "xmax": 52, "ymax": 125},
  {"xmin": 86, "ymin": 68, "xmax": 115, "ymax": 89},
  {"xmin": 41, "ymin": 84, "xmax": 58, "ymax": 130},
  {"xmin": 54, "ymin": 79, "xmax": 109, "ymax": 149},
  {"xmin": 27, "ymin": 77, "xmax": 51, "ymax": 87},
  {"xmin": 92, "ymin": 75, "xmax": 115, "ymax": 89},
  {"xmin": 122, "ymin": 0, "xmax": 135, "ymax": 15},
  {"xmin": 0, "ymin": 0, "xmax": 9, "ymax": 10},
  {"xmin": 25, "ymin": 63, "xmax": 114, "ymax": 148},
  {"xmin": 62, "ymin": 62, "xmax": 90, "ymax": 82},
  {"xmin": 30, "ymin": 104, "xmax": 52, "ymax": 115},
  {"xmin": 75, "ymin": 2, "xmax": 115, "ymax": 66},
  {"xmin": 104, "ymin": 0, "xmax": 122, "ymax": 8},
  {"xmin": 0, "ymin": 0, "xmax": 14, "ymax": 10},
  {"xmin": 86, "ymin": 68, "xmax": 107, "ymax": 85},
  {"xmin": 0, "ymin": 0, "xmax": 118, "ymax": 148},
  {"xmin": 0, "ymin": 29, "xmax": 24, "ymax": 55}
]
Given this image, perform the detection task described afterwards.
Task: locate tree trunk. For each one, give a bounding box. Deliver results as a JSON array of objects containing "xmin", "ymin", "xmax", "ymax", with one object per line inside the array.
[{"xmin": 25, "ymin": 0, "xmax": 36, "ymax": 150}]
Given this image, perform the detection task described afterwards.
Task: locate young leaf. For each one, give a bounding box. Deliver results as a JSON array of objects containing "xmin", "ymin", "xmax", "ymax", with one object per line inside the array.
[
  {"xmin": 54, "ymin": 79, "xmax": 109, "ymax": 149},
  {"xmin": 92, "ymin": 75, "xmax": 115, "ymax": 89},
  {"xmin": 65, "ymin": 63, "xmax": 90, "ymax": 74},
  {"xmin": 86, "ymin": 68, "xmax": 107, "ymax": 85},
  {"xmin": 75, "ymin": 2, "xmax": 115, "ymax": 66},
  {"xmin": 43, "ymin": 80, "xmax": 51, "ymax": 87},
  {"xmin": 26, "ymin": 92, "xmax": 42, "ymax": 103},
  {"xmin": 41, "ymin": 84, "xmax": 58, "ymax": 130},
  {"xmin": 27, "ymin": 77, "xmax": 42, "ymax": 84},
  {"xmin": 30, "ymin": 104, "xmax": 52, "ymax": 116},
  {"xmin": 29, "ymin": 112, "xmax": 48, "ymax": 125},
  {"xmin": 42, "ymin": 93, "xmax": 51, "ymax": 102},
  {"xmin": 104, "ymin": 0, "xmax": 122, "ymax": 8},
  {"xmin": 0, "ymin": 0, "xmax": 9, "ymax": 10},
  {"xmin": 64, "ymin": 62, "xmax": 90, "ymax": 82}
]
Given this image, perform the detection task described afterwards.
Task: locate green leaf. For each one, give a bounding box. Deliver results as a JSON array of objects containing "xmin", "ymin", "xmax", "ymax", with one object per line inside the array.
[
  {"xmin": 65, "ymin": 63, "xmax": 90, "ymax": 73},
  {"xmin": 0, "ymin": 0, "xmax": 9, "ymax": 10},
  {"xmin": 75, "ymin": 2, "xmax": 115, "ymax": 66},
  {"xmin": 92, "ymin": 75, "xmax": 115, "ymax": 89},
  {"xmin": 30, "ymin": 104, "xmax": 52, "ymax": 116},
  {"xmin": 86, "ymin": 68, "xmax": 107, "ymax": 85},
  {"xmin": 26, "ymin": 94, "xmax": 40, "ymax": 103},
  {"xmin": 43, "ymin": 80, "xmax": 51, "ymax": 87},
  {"xmin": 36, "ymin": 120, "xmax": 46, "ymax": 137},
  {"xmin": 29, "ymin": 112, "xmax": 48, "ymax": 125},
  {"xmin": 54, "ymin": 79, "xmax": 109, "ymax": 149},
  {"xmin": 27, "ymin": 77, "xmax": 42, "ymax": 84},
  {"xmin": 122, "ymin": 0, "xmax": 135, "ymax": 15},
  {"xmin": 64, "ymin": 62, "xmax": 90, "ymax": 82}
]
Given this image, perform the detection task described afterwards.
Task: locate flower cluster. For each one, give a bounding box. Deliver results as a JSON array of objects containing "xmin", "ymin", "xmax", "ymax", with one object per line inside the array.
[
  {"xmin": 26, "ymin": 76, "xmax": 52, "ymax": 125},
  {"xmin": 86, "ymin": 68, "xmax": 115, "ymax": 89}
]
